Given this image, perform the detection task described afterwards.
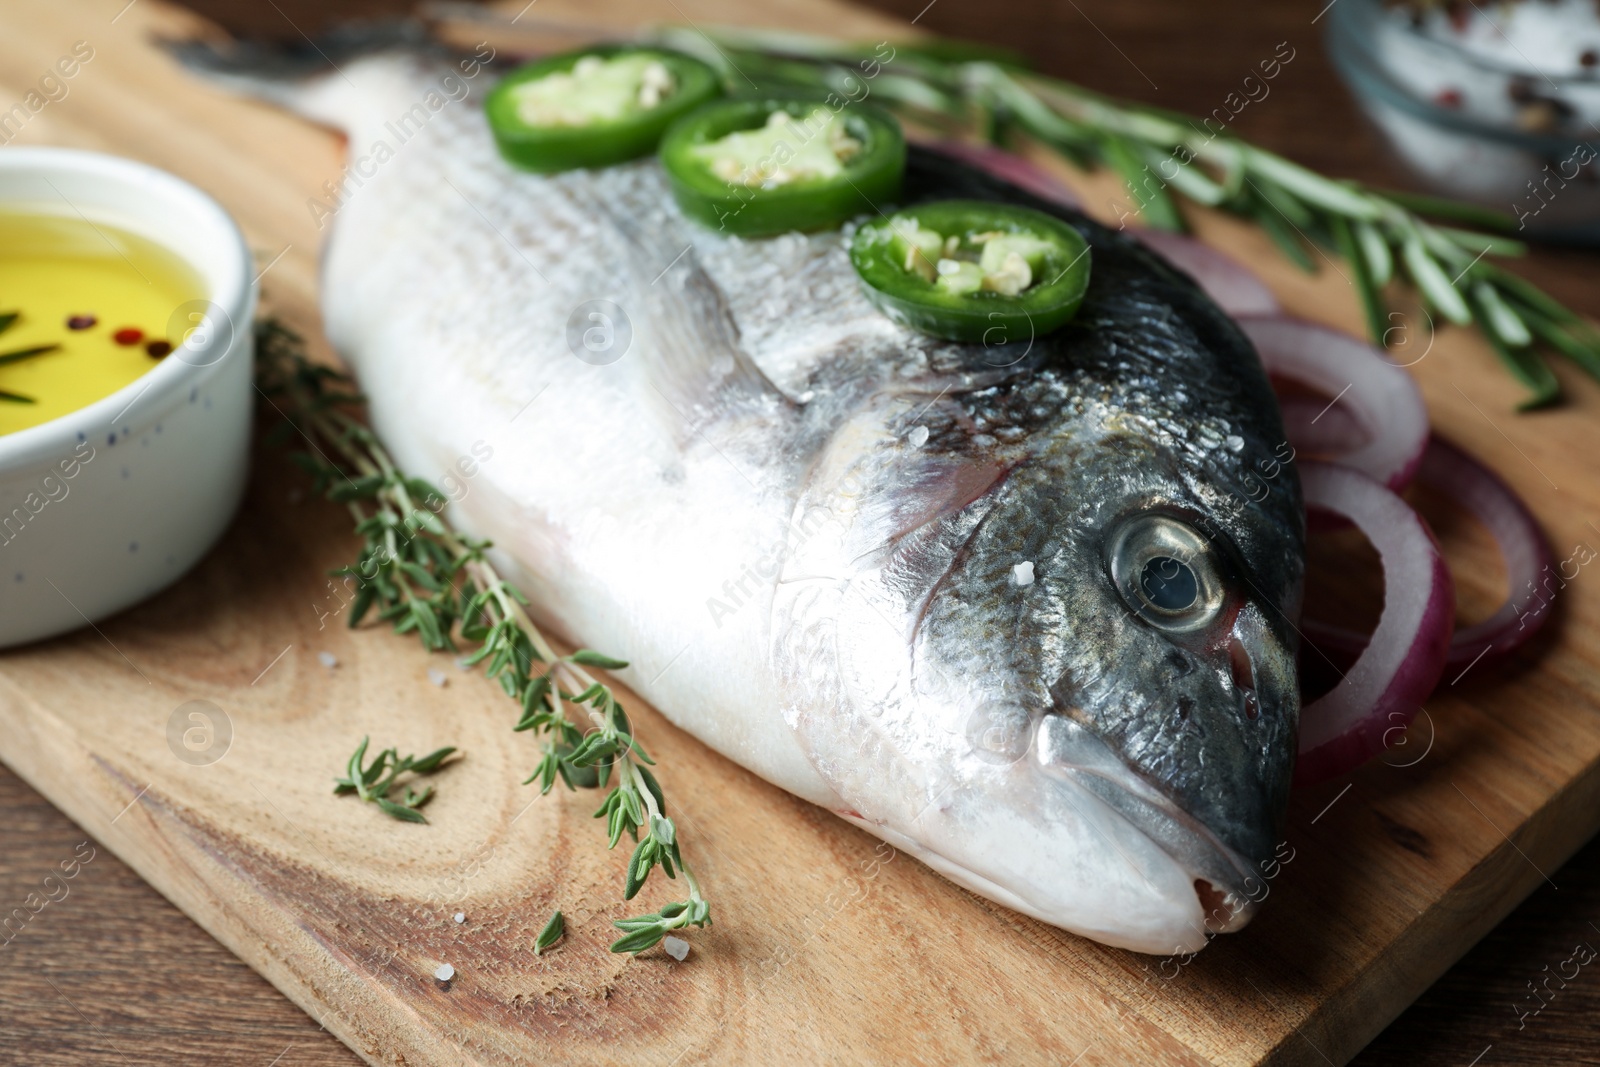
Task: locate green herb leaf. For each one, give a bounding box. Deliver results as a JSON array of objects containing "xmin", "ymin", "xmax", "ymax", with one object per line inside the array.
[
  {"xmin": 636, "ymin": 764, "xmax": 666, "ymax": 814},
  {"xmin": 1516, "ymin": 304, "xmax": 1600, "ymax": 383},
  {"xmin": 1478, "ymin": 263, "xmax": 1580, "ymax": 326},
  {"xmin": 1252, "ymin": 178, "xmax": 1314, "ymax": 231},
  {"xmin": 0, "ymin": 343, "xmax": 60, "ymax": 368},
  {"xmin": 1401, "ymin": 236, "xmax": 1471, "ymax": 326},
  {"xmin": 609, "ymin": 925, "xmax": 667, "ymax": 954},
  {"xmin": 1353, "ymin": 220, "xmax": 1393, "ymax": 287},
  {"xmin": 1472, "ymin": 281, "xmax": 1532, "ymax": 348},
  {"xmin": 1436, "ymin": 226, "xmax": 1526, "ymax": 259},
  {"xmin": 1467, "ymin": 289, "xmax": 1560, "ymax": 410},
  {"xmin": 1103, "ymin": 134, "xmax": 1183, "ymax": 232},
  {"xmin": 1332, "ymin": 215, "xmax": 1386, "ymax": 347},
  {"xmin": 568, "ymin": 649, "xmax": 630, "ymax": 670},
  {"xmin": 1241, "ymin": 146, "xmax": 1378, "ymax": 220},
  {"xmin": 535, "ymin": 909, "xmax": 565, "ymax": 955},
  {"xmin": 375, "ymin": 797, "xmax": 429, "ymax": 823},
  {"xmin": 1378, "ymin": 189, "xmax": 1519, "ymax": 232},
  {"xmin": 407, "ymin": 746, "xmax": 458, "ymax": 775},
  {"xmin": 1250, "ymin": 196, "xmax": 1315, "ymax": 273},
  {"xmin": 624, "ymin": 837, "xmax": 656, "ymax": 900}
]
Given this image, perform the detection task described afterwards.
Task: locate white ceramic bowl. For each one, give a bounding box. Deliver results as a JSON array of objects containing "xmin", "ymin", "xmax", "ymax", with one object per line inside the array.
[{"xmin": 0, "ymin": 148, "xmax": 255, "ymax": 648}]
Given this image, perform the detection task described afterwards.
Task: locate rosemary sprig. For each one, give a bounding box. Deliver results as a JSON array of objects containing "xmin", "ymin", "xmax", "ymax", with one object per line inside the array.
[
  {"xmin": 334, "ymin": 735, "xmax": 459, "ymax": 823},
  {"xmin": 649, "ymin": 26, "xmax": 1600, "ymax": 409},
  {"xmin": 256, "ymin": 320, "xmax": 711, "ymax": 953}
]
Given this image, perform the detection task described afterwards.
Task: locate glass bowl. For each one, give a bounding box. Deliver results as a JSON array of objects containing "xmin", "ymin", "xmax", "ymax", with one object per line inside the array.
[{"xmin": 1324, "ymin": 0, "xmax": 1600, "ymax": 244}]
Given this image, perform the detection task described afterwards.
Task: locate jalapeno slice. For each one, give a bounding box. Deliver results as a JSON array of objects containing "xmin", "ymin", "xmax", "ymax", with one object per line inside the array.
[
  {"xmin": 848, "ymin": 201, "xmax": 1092, "ymax": 343},
  {"xmin": 660, "ymin": 96, "xmax": 905, "ymax": 236},
  {"xmin": 486, "ymin": 47, "xmax": 720, "ymax": 173}
]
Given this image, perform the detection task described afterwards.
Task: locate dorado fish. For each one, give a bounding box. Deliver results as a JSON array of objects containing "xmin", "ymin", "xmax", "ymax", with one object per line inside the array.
[{"xmin": 183, "ymin": 34, "xmax": 1303, "ymax": 955}]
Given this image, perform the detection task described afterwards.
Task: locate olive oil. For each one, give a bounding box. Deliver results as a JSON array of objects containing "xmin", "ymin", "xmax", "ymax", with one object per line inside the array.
[{"xmin": 0, "ymin": 210, "xmax": 206, "ymax": 435}]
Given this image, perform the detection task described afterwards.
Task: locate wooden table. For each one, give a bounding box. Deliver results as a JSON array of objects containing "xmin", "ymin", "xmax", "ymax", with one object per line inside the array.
[{"xmin": 2, "ymin": 1, "xmax": 1599, "ymax": 1064}]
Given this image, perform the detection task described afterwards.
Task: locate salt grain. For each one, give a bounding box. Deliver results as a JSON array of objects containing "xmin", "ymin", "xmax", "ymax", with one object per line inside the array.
[
  {"xmin": 318, "ymin": 651, "xmax": 338, "ymax": 669},
  {"xmin": 1012, "ymin": 561, "xmax": 1035, "ymax": 588},
  {"xmin": 453, "ymin": 912, "xmax": 466, "ymax": 925},
  {"xmin": 434, "ymin": 962, "xmax": 455, "ymax": 982},
  {"xmin": 663, "ymin": 936, "xmax": 690, "ymax": 961},
  {"xmin": 907, "ymin": 425, "xmax": 929, "ymax": 449},
  {"xmin": 428, "ymin": 669, "xmax": 448, "ymax": 687}
]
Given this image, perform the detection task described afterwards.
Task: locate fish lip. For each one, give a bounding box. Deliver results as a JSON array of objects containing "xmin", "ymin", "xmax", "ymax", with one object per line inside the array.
[{"xmin": 1034, "ymin": 714, "xmax": 1261, "ymax": 935}]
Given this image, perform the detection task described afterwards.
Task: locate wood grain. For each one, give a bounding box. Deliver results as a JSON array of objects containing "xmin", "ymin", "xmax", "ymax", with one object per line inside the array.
[{"xmin": 2, "ymin": 1, "xmax": 1600, "ymax": 1065}]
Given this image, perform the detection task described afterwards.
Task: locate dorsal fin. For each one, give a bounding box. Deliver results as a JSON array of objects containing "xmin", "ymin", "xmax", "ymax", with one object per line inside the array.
[{"xmin": 563, "ymin": 179, "xmax": 790, "ymax": 434}]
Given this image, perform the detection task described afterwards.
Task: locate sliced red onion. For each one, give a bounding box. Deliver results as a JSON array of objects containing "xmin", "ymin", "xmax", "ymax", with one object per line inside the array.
[
  {"xmin": 1241, "ymin": 316, "xmax": 1429, "ymax": 491},
  {"xmin": 1277, "ymin": 396, "xmax": 1365, "ymax": 456},
  {"xmin": 1133, "ymin": 229, "xmax": 1281, "ymax": 318},
  {"xmin": 1303, "ymin": 437, "xmax": 1556, "ymax": 674},
  {"xmin": 1295, "ymin": 462, "xmax": 1455, "ymax": 787},
  {"xmin": 926, "ymin": 141, "xmax": 1082, "ymax": 209},
  {"xmin": 1425, "ymin": 438, "xmax": 1556, "ymax": 668}
]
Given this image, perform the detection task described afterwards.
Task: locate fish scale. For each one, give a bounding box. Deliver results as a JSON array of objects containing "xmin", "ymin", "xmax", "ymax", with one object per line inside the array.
[{"xmin": 183, "ymin": 40, "xmax": 1304, "ymax": 955}]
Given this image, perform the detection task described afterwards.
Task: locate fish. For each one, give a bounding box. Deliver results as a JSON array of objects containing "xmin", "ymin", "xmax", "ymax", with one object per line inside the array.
[{"xmin": 179, "ymin": 30, "xmax": 1304, "ymax": 955}]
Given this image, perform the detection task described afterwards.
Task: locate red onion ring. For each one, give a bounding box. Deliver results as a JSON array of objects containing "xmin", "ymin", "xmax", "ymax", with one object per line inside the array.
[
  {"xmin": 1242, "ymin": 316, "xmax": 1429, "ymax": 491},
  {"xmin": 1294, "ymin": 462, "xmax": 1455, "ymax": 786},
  {"xmin": 1278, "ymin": 396, "xmax": 1365, "ymax": 456},
  {"xmin": 1302, "ymin": 436, "xmax": 1556, "ymax": 675},
  {"xmin": 926, "ymin": 141, "xmax": 1082, "ymax": 209},
  {"xmin": 1424, "ymin": 438, "xmax": 1557, "ymax": 668},
  {"xmin": 1133, "ymin": 229, "xmax": 1281, "ymax": 318}
]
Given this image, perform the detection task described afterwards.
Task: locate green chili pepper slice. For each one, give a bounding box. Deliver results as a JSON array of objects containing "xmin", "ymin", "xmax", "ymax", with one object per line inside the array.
[
  {"xmin": 485, "ymin": 47, "xmax": 720, "ymax": 173},
  {"xmin": 660, "ymin": 96, "xmax": 905, "ymax": 236},
  {"xmin": 848, "ymin": 200, "xmax": 1092, "ymax": 344}
]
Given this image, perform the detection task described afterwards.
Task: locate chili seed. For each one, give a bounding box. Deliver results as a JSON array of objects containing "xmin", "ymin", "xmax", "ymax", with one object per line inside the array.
[{"xmin": 113, "ymin": 328, "xmax": 143, "ymax": 346}]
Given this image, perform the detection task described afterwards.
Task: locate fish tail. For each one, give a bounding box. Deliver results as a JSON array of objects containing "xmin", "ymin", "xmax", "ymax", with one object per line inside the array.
[{"xmin": 158, "ymin": 19, "xmax": 462, "ymax": 131}]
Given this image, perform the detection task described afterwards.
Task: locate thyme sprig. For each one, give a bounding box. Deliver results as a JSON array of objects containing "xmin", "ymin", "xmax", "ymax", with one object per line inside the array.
[
  {"xmin": 334, "ymin": 735, "xmax": 459, "ymax": 823},
  {"xmin": 648, "ymin": 26, "xmax": 1600, "ymax": 409},
  {"xmin": 257, "ymin": 320, "xmax": 710, "ymax": 953}
]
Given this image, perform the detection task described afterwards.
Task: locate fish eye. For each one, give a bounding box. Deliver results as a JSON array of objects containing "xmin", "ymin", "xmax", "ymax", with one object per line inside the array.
[
  {"xmin": 1141, "ymin": 556, "xmax": 1197, "ymax": 611},
  {"xmin": 1108, "ymin": 515, "xmax": 1227, "ymax": 632}
]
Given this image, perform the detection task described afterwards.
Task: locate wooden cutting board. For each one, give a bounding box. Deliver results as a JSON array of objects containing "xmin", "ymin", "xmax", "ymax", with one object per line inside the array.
[{"xmin": 3, "ymin": 1, "xmax": 1599, "ymax": 1064}]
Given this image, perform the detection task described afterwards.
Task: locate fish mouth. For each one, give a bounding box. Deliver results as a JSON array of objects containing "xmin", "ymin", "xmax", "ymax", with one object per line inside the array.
[{"xmin": 1035, "ymin": 714, "xmax": 1261, "ymax": 937}]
